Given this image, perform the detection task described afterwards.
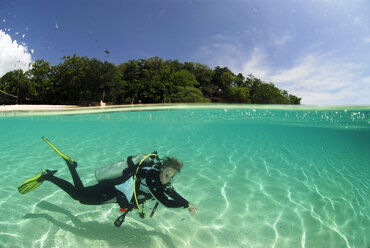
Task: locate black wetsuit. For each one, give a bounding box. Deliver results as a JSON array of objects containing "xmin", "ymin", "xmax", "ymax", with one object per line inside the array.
[{"xmin": 46, "ymin": 158, "xmax": 189, "ymax": 210}]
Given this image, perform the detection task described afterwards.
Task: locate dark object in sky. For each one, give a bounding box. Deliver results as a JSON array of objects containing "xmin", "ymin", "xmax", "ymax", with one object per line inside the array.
[{"xmin": 104, "ymin": 50, "xmax": 110, "ymax": 54}]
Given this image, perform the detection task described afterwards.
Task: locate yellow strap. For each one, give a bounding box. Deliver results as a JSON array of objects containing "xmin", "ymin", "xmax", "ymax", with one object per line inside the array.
[
  {"xmin": 42, "ymin": 137, "xmax": 76, "ymax": 164},
  {"xmin": 133, "ymin": 153, "xmax": 157, "ymax": 214}
]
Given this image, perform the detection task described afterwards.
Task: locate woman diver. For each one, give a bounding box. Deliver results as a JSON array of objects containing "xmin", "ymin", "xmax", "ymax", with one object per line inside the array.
[{"xmin": 17, "ymin": 138, "xmax": 197, "ymax": 226}]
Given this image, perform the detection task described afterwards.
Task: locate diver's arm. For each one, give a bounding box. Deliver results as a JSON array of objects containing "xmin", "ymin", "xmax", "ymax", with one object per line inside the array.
[
  {"xmin": 164, "ymin": 185, "xmax": 189, "ymax": 207},
  {"xmin": 152, "ymin": 185, "xmax": 189, "ymax": 208},
  {"xmin": 164, "ymin": 186, "xmax": 197, "ymax": 215},
  {"xmin": 152, "ymin": 188, "xmax": 189, "ymax": 208},
  {"xmin": 146, "ymin": 172, "xmax": 189, "ymax": 208}
]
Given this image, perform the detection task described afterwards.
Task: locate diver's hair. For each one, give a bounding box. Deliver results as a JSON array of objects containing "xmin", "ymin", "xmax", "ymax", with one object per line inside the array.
[{"xmin": 161, "ymin": 156, "xmax": 183, "ymax": 172}]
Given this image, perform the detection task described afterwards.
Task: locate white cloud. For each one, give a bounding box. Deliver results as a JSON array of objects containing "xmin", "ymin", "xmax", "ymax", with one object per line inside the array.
[
  {"xmin": 242, "ymin": 48, "xmax": 270, "ymax": 79},
  {"xmin": 362, "ymin": 37, "xmax": 370, "ymax": 44},
  {"xmin": 195, "ymin": 34, "xmax": 369, "ymax": 105},
  {"xmin": 198, "ymin": 34, "xmax": 246, "ymax": 70},
  {"xmin": 0, "ymin": 29, "xmax": 33, "ymax": 77},
  {"xmin": 273, "ymin": 33, "xmax": 293, "ymax": 47},
  {"xmin": 239, "ymin": 49, "xmax": 370, "ymax": 105}
]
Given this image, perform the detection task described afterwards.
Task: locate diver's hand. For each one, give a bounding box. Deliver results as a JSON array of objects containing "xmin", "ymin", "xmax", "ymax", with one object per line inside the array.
[{"xmin": 188, "ymin": 203, "xmax": 197, "ymax": 216}]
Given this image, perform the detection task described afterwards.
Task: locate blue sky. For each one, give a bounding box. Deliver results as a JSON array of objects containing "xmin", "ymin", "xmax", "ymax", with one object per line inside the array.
[{"xmin": 1, "ymin": 0, "xmax": 369, "ymax": 105}]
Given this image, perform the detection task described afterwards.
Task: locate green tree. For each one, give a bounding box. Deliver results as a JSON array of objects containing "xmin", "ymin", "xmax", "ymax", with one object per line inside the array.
[
  {"xmin": 82, "ymin": 58, "xmax": 122, "ymax": 103},
  {"xmin": 51, "ymin": 55, "xmax": 89, "ymax": 104},
  {"xmin": 117, "ymin": 60, "xmax": 143, "ymax": 104},
  {"xmin": 248, "ymin": 74, "xmax": 302, "ymax": 104},
  {"xmin": 138, "ymin": 70, "xmax": 166, "ymax": 103},
  {"xmin": 0, "ymin": 56, "xmax": 301, "ymax": 105},
  {"xmin": 288, "ymin": 94, "xmax": 301, "ymax": 104},
  {"xmin": 171, "ymin": 86, "xmax": 210, "ymax": 103},
  {"xmin": 235, "ymin": 73, "xmax": 245, "ymax": 87},
  {"xmin": 170, "ymin": 70, "xmax": 198, "ymax": 87},
  {"xmin": 193, "ymin": 63, "xmax": 214, "ymax": 98},
  {"xmin": 50, "ymin": 55, "xmax": 122, "ymax": 105},
  {"xmin": 118, "ymin": 58, "xmax": 177, "ymax": 104},
  {"xmin": 210, "ymin": 66, "xmax": 236, "ymax": 101},
  {"xmin": 28, "ymin": 59, "xmax": 53, "ymax": 103},
  {"xmin": 169, "ymin": 70, "xmax": 209, "ymax": 103},
  {"xmin": 164, "ymin": 59, "xmax": 183, "ymax": 73},
  {"xmin": 143, "ymin": 56, "xmax": 163, "ymax": 71},
  {"xmin": 226, "ymin": 86, "xmax": 251, "ymax": 103},
  {"xmin": 0, "ymin": 69, "xmax": 31, "ymax": 104}
]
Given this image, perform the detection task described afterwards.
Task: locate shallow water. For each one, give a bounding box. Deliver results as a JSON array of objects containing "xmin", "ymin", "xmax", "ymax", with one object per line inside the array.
[{"xmin": 0, "ymin": 105, "xmax": 369, "ymax": 248}]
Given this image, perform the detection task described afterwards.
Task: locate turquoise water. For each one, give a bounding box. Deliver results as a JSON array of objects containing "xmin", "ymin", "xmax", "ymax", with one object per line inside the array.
[{"xmin": 0, "ymin": 105, "xmax": 369, "ymax": 248}]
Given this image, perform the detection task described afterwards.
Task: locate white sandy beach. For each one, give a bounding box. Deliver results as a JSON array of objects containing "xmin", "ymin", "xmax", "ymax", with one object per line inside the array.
[
  {"xmin": 0, "ymin": 103, "xmax": 180, "ymax": 117},
  {"xmin": 1, "ymin": 103, "xmax": 369, "ymax": 113},
  {"xmin": 0, "ymin": 104, "xmax": 81, "ymax": 111},
  {"xmin": 0, "ymin": 103, "xmax": 178, "ymax": 112}
]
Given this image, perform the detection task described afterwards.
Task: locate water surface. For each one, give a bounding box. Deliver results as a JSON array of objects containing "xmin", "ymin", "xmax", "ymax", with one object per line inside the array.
[{"xmin": 0, "ymin": 104, "xmax": 369, "ymax": 248}]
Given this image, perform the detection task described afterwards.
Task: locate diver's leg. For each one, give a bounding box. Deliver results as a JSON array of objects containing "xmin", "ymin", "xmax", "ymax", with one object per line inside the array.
[
  {"xmin": 64, "ymin": 159, "xmax": 84, "ymax": 190},
  {"xmin": 47, "ymin": 174, "xmax": 118, "ymax": 205},
  {"xmin": 78, "ymin": 181, "xmax": 118, "ymax": 205},
  {"xmin": 46, "ymin": 175, "xmax": 81, "ymax": 201}
]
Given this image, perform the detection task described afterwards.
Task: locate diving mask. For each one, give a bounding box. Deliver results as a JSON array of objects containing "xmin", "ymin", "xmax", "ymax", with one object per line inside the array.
[{"xmin": 163, "ymin": 168, "xmax": 180, "ymax": 183}]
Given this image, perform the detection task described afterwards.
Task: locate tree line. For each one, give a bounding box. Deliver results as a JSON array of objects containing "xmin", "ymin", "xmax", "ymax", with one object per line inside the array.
[{"xmin": 0, "ymin": 55, "xmax": 301, "ymax": 105}]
